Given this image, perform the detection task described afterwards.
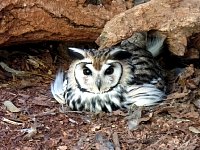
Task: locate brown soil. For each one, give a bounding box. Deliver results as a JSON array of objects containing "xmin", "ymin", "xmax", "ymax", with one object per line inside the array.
[{"xmin": 0, "ymin": 43, "xmax": 200, "ymax": 149}]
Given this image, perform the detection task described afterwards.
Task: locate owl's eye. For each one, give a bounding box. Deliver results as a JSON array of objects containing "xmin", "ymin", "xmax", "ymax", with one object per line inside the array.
[
  {"xmin": 83, "ymin": 68, "xmax": 92, "ymax": 75},
  {"xmin": 105, "ymin": 67, "xmax": 114, "ymax": 75}
]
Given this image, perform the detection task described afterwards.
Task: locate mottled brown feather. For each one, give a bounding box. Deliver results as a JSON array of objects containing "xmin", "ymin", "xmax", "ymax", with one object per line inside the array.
[{"xmin": 87, "ymin": 50, "xmax": 110, "ymax": 70}]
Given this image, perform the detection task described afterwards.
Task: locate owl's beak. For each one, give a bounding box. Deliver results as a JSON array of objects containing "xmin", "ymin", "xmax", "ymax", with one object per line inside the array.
[{"xmin": 95, "ymin": 78, "xmax": 102, "ymax": 91}]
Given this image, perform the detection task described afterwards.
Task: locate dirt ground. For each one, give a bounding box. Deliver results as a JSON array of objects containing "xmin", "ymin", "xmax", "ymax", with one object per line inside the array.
[{"xmin": 0, "ymin": 43, "xmax": 200, "ymax": 150}]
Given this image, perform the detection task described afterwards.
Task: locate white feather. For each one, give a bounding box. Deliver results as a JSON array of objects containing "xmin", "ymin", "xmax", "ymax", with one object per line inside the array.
[
  {"xmin": 68, "ymin": 47, "xmax": 86, "ymax": 57},
  {"xmin": 147, "ymin": 35, "xmax": 166, "ymax": 57},
  {"xmin": 123, "ymin": 84, "xmax": 165, "ymax": 107},
  {"xmin": 51, "ymin": 71, "xmax": 66, "ymax": 104}
]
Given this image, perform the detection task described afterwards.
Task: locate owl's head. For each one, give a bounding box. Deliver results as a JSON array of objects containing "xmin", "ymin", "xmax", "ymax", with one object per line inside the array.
[{"xmin": 68, "ymin": 47, "xmax": 132, "ymax": 94}]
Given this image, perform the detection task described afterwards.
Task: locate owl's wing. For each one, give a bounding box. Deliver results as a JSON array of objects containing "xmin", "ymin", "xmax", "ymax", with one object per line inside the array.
[
  {"xmin": 120, "ymin": 32, "xmax": 166, "ymax": 57},
  {"xmin": 51, "ymin": 70, "xmax": 67, "ymax": 104},
  {"xmin": 146, "ymin": 33, "xmax": 166, "ymax": 57},
  {"xmin": 122, "ymin": 84, "xmax": 166, "ymax": 108}
]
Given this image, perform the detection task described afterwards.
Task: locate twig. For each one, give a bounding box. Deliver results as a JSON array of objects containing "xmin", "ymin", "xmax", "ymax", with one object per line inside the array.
[
  {"xmin": 63, "ymin": 111, "xmax": 86, "ymax": 114},
  {"xmin": 1, "ymin": 117, "xmax": 23, "ymax": 125},
  {"xmin": 112, "ymin": 132, "xmax": 121, "ymax": 150},
  {"xmin": 0, "ymin": 62, "xmax": 26, "ymax": 76},
  {"xmin": 30, "ymin": 109, "xmax": 57, "ymax": 117},
  {"xmin": 0, "ymin": 61, "xmax": 52, "ymax": 79}
]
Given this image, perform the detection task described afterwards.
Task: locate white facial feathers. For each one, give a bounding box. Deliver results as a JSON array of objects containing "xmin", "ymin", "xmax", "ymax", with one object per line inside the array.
[{"xmin": 73, "ymin": 60, "xmax": 123, "ymax": 93}]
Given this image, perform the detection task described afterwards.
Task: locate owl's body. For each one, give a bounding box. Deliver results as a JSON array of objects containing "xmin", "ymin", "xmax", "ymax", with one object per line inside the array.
[{"xmin": 51, "ymin": 34, "xmax": 166, "ymax": 112}]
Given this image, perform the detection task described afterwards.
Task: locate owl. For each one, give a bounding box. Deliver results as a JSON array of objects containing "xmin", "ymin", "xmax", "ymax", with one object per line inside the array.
[{"xmin": 51, "ymin": 33, "xmax": 166, "ymax": 113}]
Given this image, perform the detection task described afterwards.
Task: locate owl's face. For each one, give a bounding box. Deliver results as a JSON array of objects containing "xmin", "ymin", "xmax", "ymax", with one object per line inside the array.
[
  {"xmin": 74, "ymin": 60, "xmax": 123, "ymax": 93},
  {"xmin": 68, "ymin": 48, "xmax": 132, "ymax": 94}
]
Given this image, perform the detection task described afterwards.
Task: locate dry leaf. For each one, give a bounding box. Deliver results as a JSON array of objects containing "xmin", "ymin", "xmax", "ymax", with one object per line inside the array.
[
  {"xmin": 126, "ymin": 105, "xmax": 142, "ymax": 130},
  {"xmin": 57, "ymin": 146, "xmax": 68, "ymax": 150},
  {"xmin": 175, "ymin": 118, "xmax": 191, "ymax": 123},
  {"xmin": 112, "ymin": 110, "xmax": 126, "ymax": 116},
  {"xmin": 95, "ymin": 133, "xmax": 115, "ymax": 150},
  {"xmin": 112, "ymin": 132, "xmax": 120, "ymax": 150},
  {"xmin": 19, "ymin": 80, "xmax": 35, "ymax": 89},
  {"xmin": 32, "ymin": 96, "xmax": 50, "ymax": 106},
  {"xmin": 179, "ymin": 65, "xmax": 195, "ymax": 80},
  {"xmin": 167, "ymin": 92, "xmax": 189, "ymax": 100},
  {"xmin": 26, "ymin": 56, "xmax": 46, "ymax": 69},
  {"xmin": 69, "ymin": 118, "xmax": 78, "ymax": 124},
  {"xmin": 189, "ymin": 126, "xmax": 200, "ymax": 134},
  {"xmin": 3, "ymin": 100, "xmax": 21, "ymax": 112},
  {"xmin": 139, "ymin": 112, "xmax": 153, "ymax": 122},
  {"xmin": 193, "ymin": 99, "xmax": 200, "ymax": 109}
]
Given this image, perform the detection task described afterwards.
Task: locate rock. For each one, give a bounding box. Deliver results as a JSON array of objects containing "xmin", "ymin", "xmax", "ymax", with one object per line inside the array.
[
  {"xmin": 96, "ymin": 0, "xmax": 200, "ymax": 56},
  {"xmin": 0, "ymin": 0, "xmax": 132, "ymax": 46},
  {"xmin": 189, "ymin": 33, "xmax": 200, "ymax": 51}
]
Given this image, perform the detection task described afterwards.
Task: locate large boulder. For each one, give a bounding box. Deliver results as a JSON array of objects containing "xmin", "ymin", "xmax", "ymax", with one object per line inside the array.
[
  {"xmin": 0, "ymin": 0, "xmax": 132, "ymax": 46},
  {"xmin": 96, "ymin": 0, "xmax": 200, "ymax": 56}
]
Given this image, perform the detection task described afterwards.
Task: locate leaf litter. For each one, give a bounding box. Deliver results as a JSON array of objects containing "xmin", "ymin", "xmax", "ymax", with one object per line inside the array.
[{"xmin": 0, "ymin": 43, "xmax": 200, "ymax": 149}]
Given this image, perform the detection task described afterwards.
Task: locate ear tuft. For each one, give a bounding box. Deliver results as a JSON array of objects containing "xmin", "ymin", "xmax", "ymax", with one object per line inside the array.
[
  {"xmin": 109, "ymin": 48, "xmax": 132, "ymax": 60},
  {"xmin": 68, "ymin": 48, "xmax": 86, "ymax": 60}
]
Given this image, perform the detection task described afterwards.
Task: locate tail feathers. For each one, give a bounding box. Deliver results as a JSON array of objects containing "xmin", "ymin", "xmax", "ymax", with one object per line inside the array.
[
  {"xmin": 51, "ymin": 70, "xmax": 67, "ymax": 104},
  {"xmin": 147, "ymin": 33, "xmax": 166, "ymax": 57},
  {"xmin": 123, "ymin": 84, "xmax": 166, "ymax": 107}
]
